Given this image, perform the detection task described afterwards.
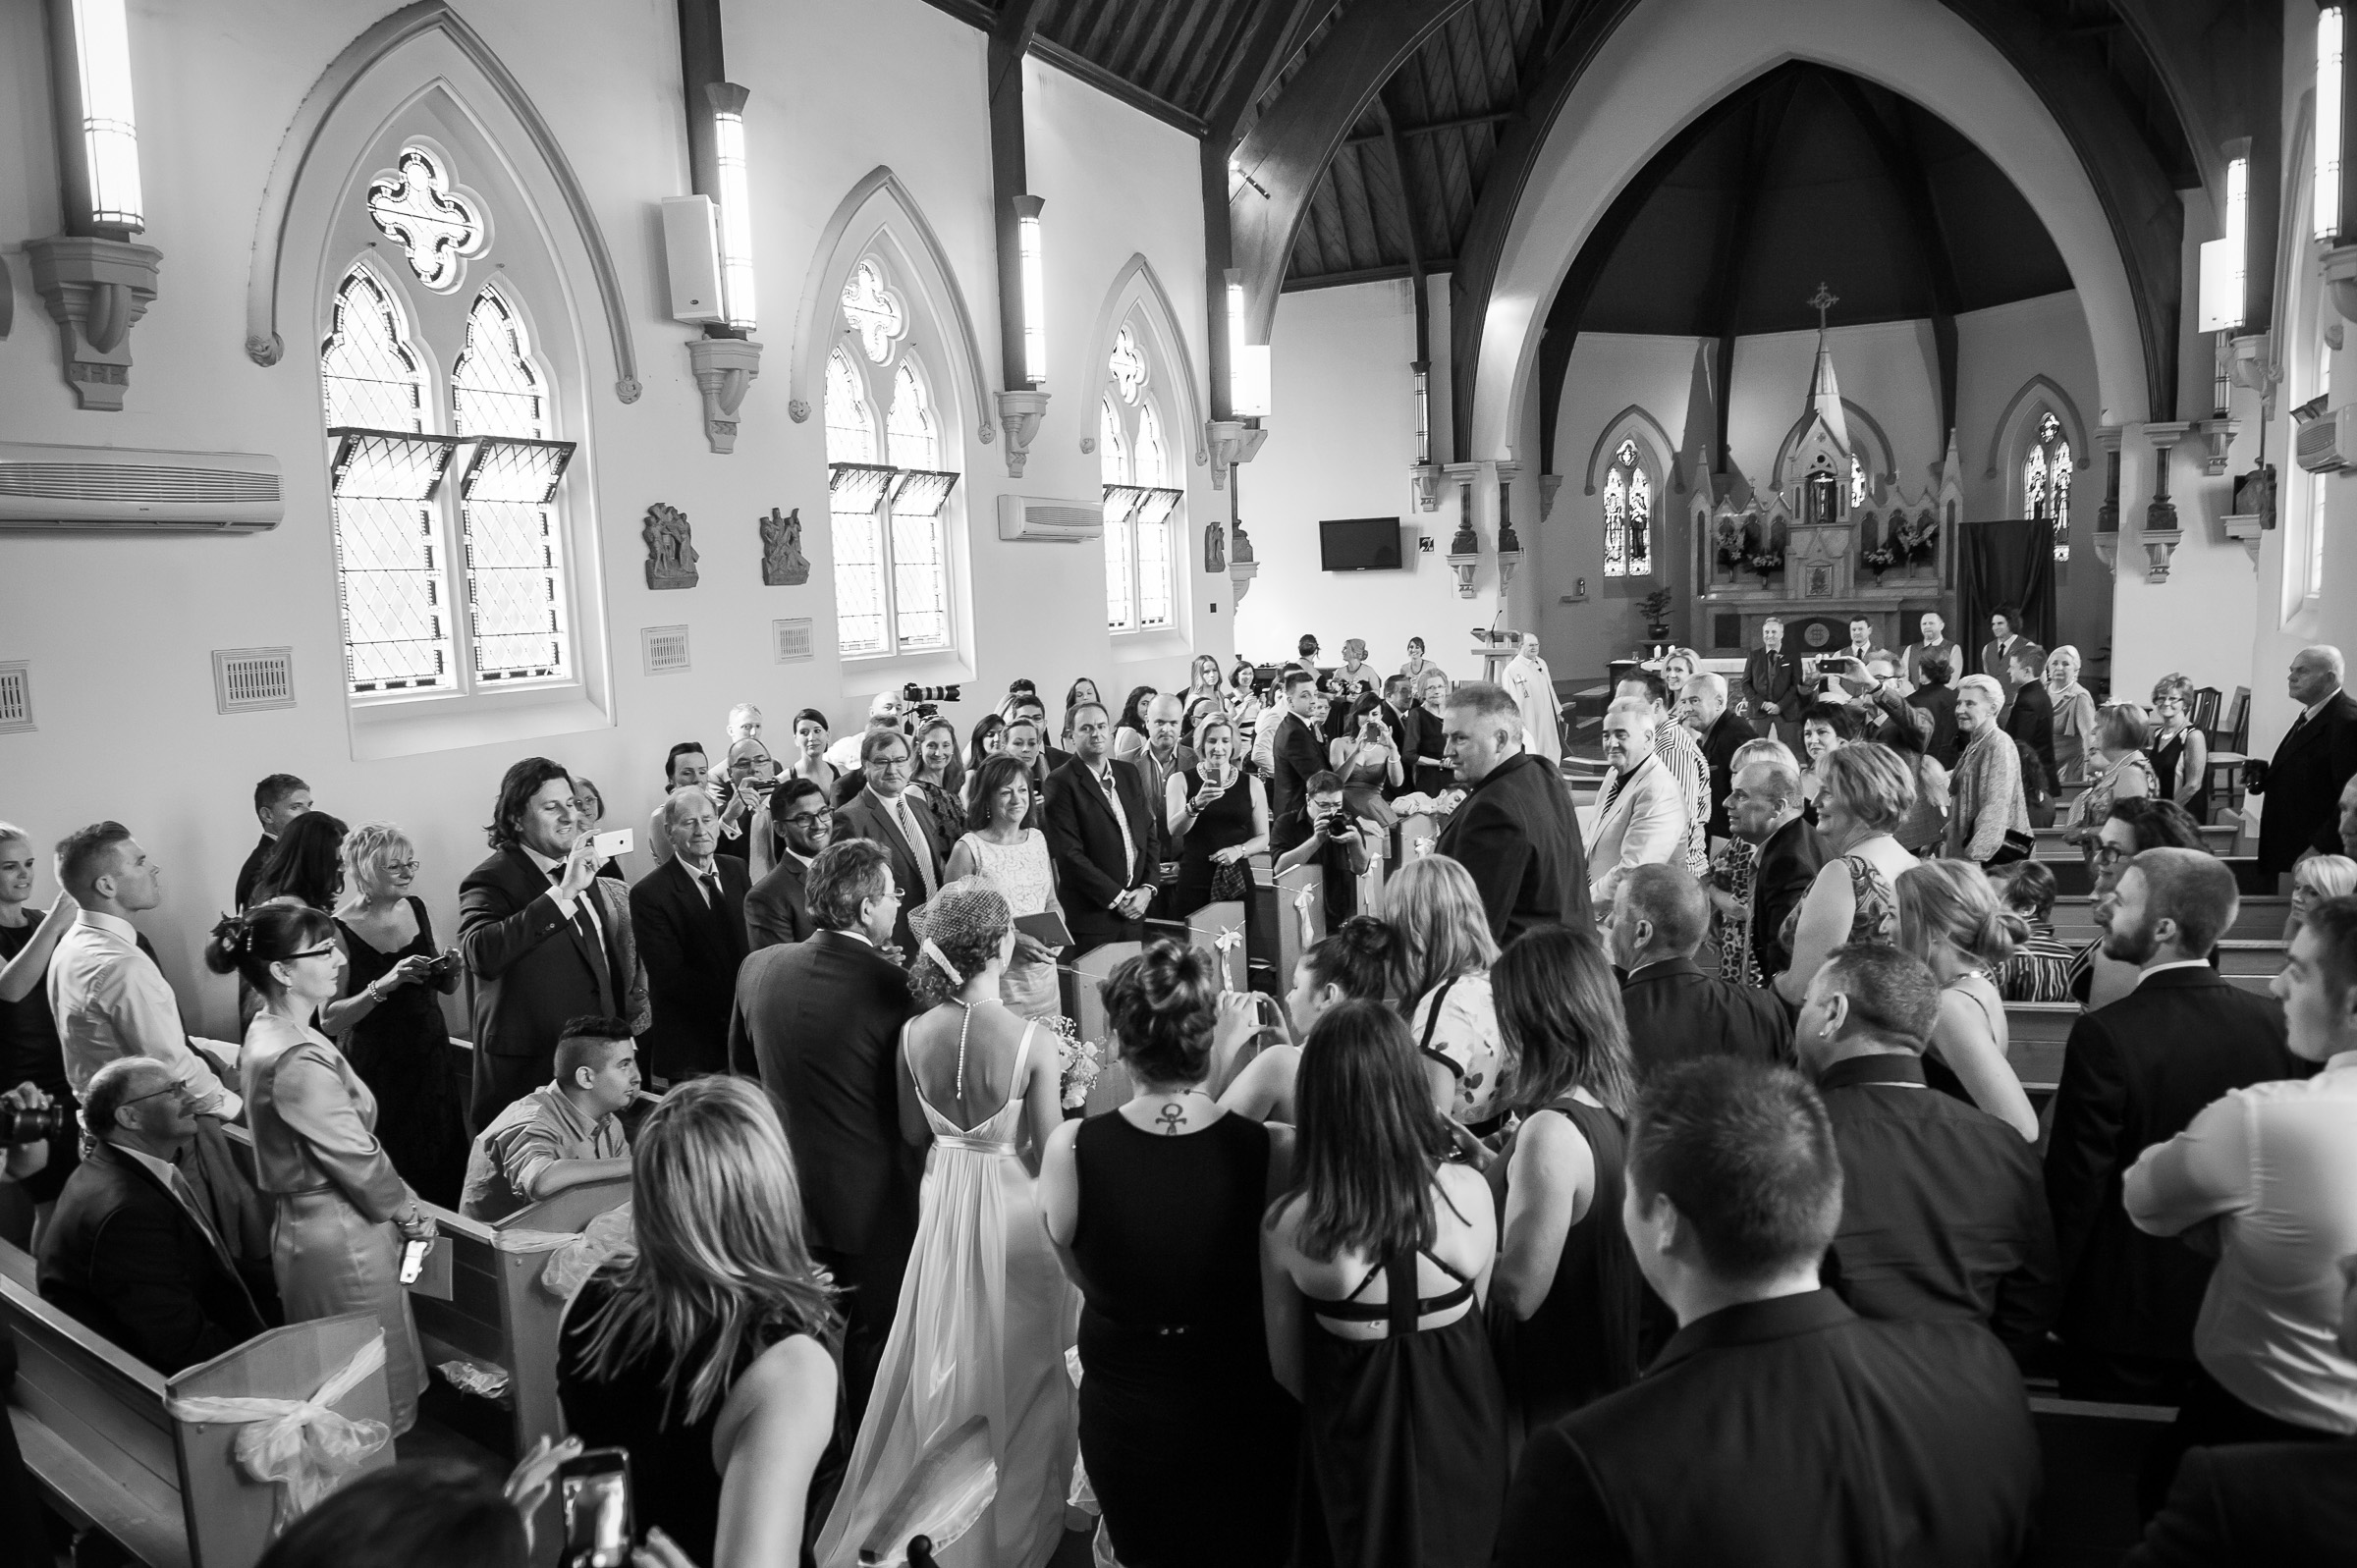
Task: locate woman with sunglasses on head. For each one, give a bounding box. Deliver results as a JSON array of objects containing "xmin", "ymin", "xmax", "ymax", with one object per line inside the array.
[{"xmin": 212, "ymin": 902, "xmax": 434, "ymax": 1433}]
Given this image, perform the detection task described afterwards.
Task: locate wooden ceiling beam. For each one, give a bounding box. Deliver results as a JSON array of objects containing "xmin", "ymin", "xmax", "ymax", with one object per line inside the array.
[
  {"xmin": 1373, "ymin": 92, "xmax": 1433, "ymax": 365},
  {"xmin": 1344, "ymin": 109, "xmax": 1514, "ymax": 144},
  {"xmin": 1828, "ymin": 75, "xmax": 1962, "ymax": 434},
  {"xmin": 1703, "ymin": 75, "xmax": 1800, "ymax": 471}
]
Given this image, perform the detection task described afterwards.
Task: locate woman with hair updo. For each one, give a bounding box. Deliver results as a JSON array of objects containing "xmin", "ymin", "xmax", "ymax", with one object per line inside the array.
[
  {"xmin": 942, "ymin": 754, "xmax": 1065, "ymax": 1018},
  {"xmin": 1222, "ymin": 915, "xmax": 1394, "ymax": 1124},
  {"xmin": 815, "ymin": 880, "xmax": 1076, "ymax": 1568},
  {"xmin": 1775, "ymin": 742, "xmax": 1922, "ymax": 1007},
  {"xmin": 1485, "ymin": 925, "xmax": 1648, "ymax": 1437},
  {"xmin": 1262, "ymin": 1000, "xmax": 1507, "ymax": 1568},
  {"xmin": 212, "ymin": 902, "xmax": 434, "ymax": 1432},
  {"xmin": 2147, "ymin": 674, "xmax": 2210, "ymax": 818},
  {"xmin": 1897, "ymin": 860, "xmax": 2040, "ymax": 1141},
  {"xmin": 332, "ymin": 823, "xmax": 466, "ymax": 1206},
  {"xmin": 1038, "ymin": 940, "xmax": 1296, "ymax": 1567},
  {"xmin": 559, "ymin": 1076, "xmax": 841, "ymax": 1567},
  {"xmin": 1383, "ymin": 856, "xmax": 1507, "ymax": 1131}
]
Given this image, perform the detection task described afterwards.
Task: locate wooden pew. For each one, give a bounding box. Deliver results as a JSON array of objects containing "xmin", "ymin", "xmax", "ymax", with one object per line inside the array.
[
  {"xmin": 1251, "ymin": 861, "xmax": 1327, "ymax": 995},
  {"xmin": 1184, "ymin": 900, "xmax": 1249, "ymax": 994},
  {"xmin": 2004, "ymin": 1002, "xmax": 2076, "ymax": 1091},
  {"xmin": 2051, "ymin": 896, "xmax": 2288, "ymax": 946},
  {"xmin": 0, "ymin": 1239, "xmax": 393, "ymax": 1568},
  {"xmin": 1069, "ymin": 942, "xmax": 1142, "ymax": 1115},
  {"xmin": 2031, "ymin": 824, "xmax": 2238, "ymax": 860},
  {"xmin": 2026, "ymin": 1389, "xmax": 2176, "ymax": 1562},
  {"xmin": 2216, "ymin": 939, "xmax": 2288, "ymax": 978}
]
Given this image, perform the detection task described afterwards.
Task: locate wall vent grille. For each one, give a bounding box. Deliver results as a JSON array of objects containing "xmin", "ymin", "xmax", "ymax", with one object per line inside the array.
[
  {"xmin": 0, "ymin": 463, "xmax": 282, "ymax": 504},
  {"xmin": 211, "ymin": 648, "xmax": 295, "ymax": 714},
  {"xmin": 772, "ymin": 619, "xmax": 814, "ymax": 663},
  {"xmin": 643, "ymin": 625, "xmax": 691, "ymax": 674},
  {"xmin": 0, "ymin": 665, "xmax": 31, "ymax": 732}
]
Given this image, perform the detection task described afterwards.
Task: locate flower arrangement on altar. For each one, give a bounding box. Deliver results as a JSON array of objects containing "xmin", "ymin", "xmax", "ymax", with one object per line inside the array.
[
  {"xmin": 1891, "ymin": 513, "xmax": 1939, "ymax": 562},
  {"xmin": 1860, "ymin": 544, "xmax": 1900, "ymax": 576},
  {"xmin": 1713, "ymin": 516, "xmax": 1751, "ymax": 568},
  {"xmin": 1744, "ymin": 549, "xmax": 1785, "ymax": 580}
]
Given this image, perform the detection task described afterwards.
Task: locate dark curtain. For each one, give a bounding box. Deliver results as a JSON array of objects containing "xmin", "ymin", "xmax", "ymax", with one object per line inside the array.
[{"xmin": 1958, "ymin": 519, "xmax": 2056, "ymax": 654}]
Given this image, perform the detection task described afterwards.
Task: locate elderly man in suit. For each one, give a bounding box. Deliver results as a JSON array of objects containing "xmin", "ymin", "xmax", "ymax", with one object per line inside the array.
[
  {"xmin": 835, "ymin": 728, "xmax": 943, "ymax": 954},
  {"xmin": 1727, "ymin": 753, "xmax": 1827, "ymax": 986},
  {"xmin": 1677, "ymin": 672, "xmax": 1748, "ymax": 844},
  {"xmin": 2247, "ymin": 645, "xmax": 2357, "ymax": 881},
  {"xmin": 1744, "ymin": 618, "xmax": 1805, "ymax": 752},
  {"xmin": 1267, "ymin": 668, "xmax": 1329, "ymax": 828},
  {"xmin": 39, "ymin": 1057, "xmax": 270, "ymax": 1374},
  {"xmin": 1586, "ymin": 699, "xmax": 1688, "ymax": 912},
  {"xmin": 1610, "ymin": 865, "xmax": 1788, "ymax": 1077},
  {"xmin": 1493, "ymin": 1058, "xmax": 2040, "ymax": 1567},
  {"xmin": 744, "ymin": 777, "xmax": 832, "ymax": 948},
  {"xmin": 2046, "ymin": 849, "xmax": 2300, "ymax": 1404},
  {"xmin": 1433, "ymin": 679, "xmax": 1591, "ymax": 943},
  {"xmin": 1043, "ymin": 702, "xmax": 1161, "ymax": 953},
  {"xmin": 457, "ymin": 758, "xmax": 649, "ymax": 1127},
  {"xmin": 628, "ymin": 787, "xmax": 750, "ymax": 1084},
  {"xmin": 728, "ymin": 838, "xmax": 915, "ymax": 1429}
]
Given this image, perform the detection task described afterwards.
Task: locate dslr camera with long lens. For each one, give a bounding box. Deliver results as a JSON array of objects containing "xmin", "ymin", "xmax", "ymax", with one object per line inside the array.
[
  {"xmin": 0, "ymin": 1103, "xmax": 72, "ymax": 1147},
  {"xmin": 901, "ymin": 683, "xmax": 963, "ymax": 727}
]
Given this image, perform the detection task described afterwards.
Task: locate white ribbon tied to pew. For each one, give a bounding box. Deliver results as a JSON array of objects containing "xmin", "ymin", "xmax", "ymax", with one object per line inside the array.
[
  {"xmin": 1212, "ymin": 924, "xmax": 1242, "ymax": 991},
  {"xmin": 1293, "ymin": 883, "xmax": 1318, "ymax": 946},
  {"xmin": 164, "ymin": 1328, "xmax": 392, "ymax": 1536}
]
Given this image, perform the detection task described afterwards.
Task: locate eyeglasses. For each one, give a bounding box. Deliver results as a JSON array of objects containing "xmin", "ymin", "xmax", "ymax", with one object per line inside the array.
[
  {"xmin": 2092, "ymin": 844, "xmax": 2129, "ymax": 867},
  {"xmin": 287, "ymin": 944, "xmax": 339, "ymax": 961},
  {"xmin": 782, "ymin": 810, "xmax": 830, "ymax": 827},
  {"xmin": 382, "ymin": 860, "xmax": 420, "ymax": 876},
  {"xmin": 117, "ymin": 1082, "xmax": 193, "ymax": 1111}
]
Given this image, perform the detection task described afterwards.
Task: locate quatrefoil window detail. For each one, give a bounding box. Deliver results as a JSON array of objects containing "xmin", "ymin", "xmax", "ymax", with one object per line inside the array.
[
  {"xmin": 1108, "ymin": 325, "xmax": 1147, "ymax": 405},
  {"xmin": 366, "ymin": 147, "xmax": 487, "ymax": 294},
  {"xmin": 841, "ymin": 259, "xmax": 906, "ymax": 364}
]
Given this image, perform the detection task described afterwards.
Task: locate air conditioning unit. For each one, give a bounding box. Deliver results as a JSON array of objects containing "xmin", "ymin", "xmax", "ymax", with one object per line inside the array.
[
  {"xmin": 2294, "ymin": 404, "xmax": 2357, "ymax": 475},
  {"xmin": 996, "ymin": 493, "xmax": 1105, "ymax": 544},
  {"xmin": 0, "ymin": 442, "xmax": 284, "ymax": 531}
]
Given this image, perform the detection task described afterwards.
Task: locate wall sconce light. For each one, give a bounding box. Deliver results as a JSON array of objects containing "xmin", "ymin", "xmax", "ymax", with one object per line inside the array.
[
  {"xmin": 2198, "ymin": 150, "xmax": 2249, "ymax": 334},
  {"xmin": 27, "ymin": 0, "xmax": 161, "ymax": 409},
  {"xmin": 1227, "ymin": 268, "xmax": 1271, "ymax": 418},
  {"xmin": 1014, "ymin": 194, "xmax": 1047, "ymax": 386},
  {"xmin": 706, "ymin": 82, "xmax": 756, "ymax": 332},
  {"xmin": 1413, "ymin": 362, "xmax": 1431, "ymax": 464},
  {"xmin": 2323, "ymin": 7, "xmax": 2346, "ymax": 244}
]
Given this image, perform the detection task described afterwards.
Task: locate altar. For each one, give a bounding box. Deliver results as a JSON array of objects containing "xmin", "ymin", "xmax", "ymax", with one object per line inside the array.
[{"xmin": 1685, "ymin": 287, "xmax": 1960, "ymax": 658}]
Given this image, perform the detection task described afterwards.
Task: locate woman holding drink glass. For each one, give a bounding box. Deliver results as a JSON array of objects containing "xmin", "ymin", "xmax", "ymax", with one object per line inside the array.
[{"xmin": 1168, "ymin": 715, "xmax": 1270, "ymax": 916}]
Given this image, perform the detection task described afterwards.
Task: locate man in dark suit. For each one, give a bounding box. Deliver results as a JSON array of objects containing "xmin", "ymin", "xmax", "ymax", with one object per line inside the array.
[
  {"xmin": 744, "ymin": 777, "xmax": 831, "ymax": 948},
  {"xmin": 2046, "ymin": 848, "xmax": 2301, "ymax": 1402},
  {"xmin": 2002, "ymin": 645, "xmax": 2057, "ymax": 802},
  {"xmin": 1267, "ymin": 669, "xmax": 1328, "ymax": 828},
  {"xmin": 38, "ymin": 1058, "xmax": 270, "ymax": 1374},
  {"xmin": 233, "ymin": 773, "xmax": 309, "ymax": 910},
  {"xmin": 628, "ymin": 788, "xmax": 750, "ymax": 1083},
  {"xmin": 1981, "ymin": 605, "xmax": 2026, "ymax": 688},
  {"xmin": 1677, "ymin": 672, "xmax": 1748, "ymax": 842},
  {"xmin": 728, "ymin": 838, "xmax": 915, "ymax": 1429},
  {"xmin": 1042, "ymin": 703, "xmax": 1160, "ymax": 952},
  {"xmin": 1610, "ymin": 865, "xmax": 1788, "ymax": 1076},
  {"xmin": 1798, "ymin": 945, "xmax": 2057, "ymax": 1363},
  {"xmin": 2248, "ymin": 645, "xmax": 2357, "ymax": 879},
  {"xmin": 835, "ymin": 728, "xmax": 943, "ymax": 954},
  {"xmin": 458, "ymin": 757, "xmax": 649, "ymax": 1127},
  {"xmin": 1433, "ymin": 680, "xmax": 1591, "ymax": 942},
  {"xmin": 1493, "ymin": 1057, "xmax": 2040, "ymax": 1567},
  {"xmin": 1743, "ymin": 618, "xmax": 1805, "ymax": 752},
  {"xmin": 1727, "ymin": 754, "xmax": 1826, "ymax": 985}
]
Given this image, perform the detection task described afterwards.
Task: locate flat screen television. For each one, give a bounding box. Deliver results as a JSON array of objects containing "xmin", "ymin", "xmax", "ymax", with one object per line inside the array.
[{"xmin": 1319, "ymin": 516, "xmax": 1403, "ymax": 571}]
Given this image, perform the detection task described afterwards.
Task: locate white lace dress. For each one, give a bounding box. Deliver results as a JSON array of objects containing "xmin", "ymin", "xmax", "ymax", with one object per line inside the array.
[{"xmin": 958, "ymin": 831, "xmax": 1061, "ymax": 1019}]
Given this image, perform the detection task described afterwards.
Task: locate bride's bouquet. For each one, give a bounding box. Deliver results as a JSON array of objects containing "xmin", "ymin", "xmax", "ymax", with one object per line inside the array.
[{"xmin": 1045, "ymin": 1015, "xmax": 1103, "ymax": 1111}]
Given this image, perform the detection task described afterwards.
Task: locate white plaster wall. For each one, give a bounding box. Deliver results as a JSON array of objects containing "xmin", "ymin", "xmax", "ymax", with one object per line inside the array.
[{"xmin": 0, "ymin": 0, "xmax": 1210, "ymax": 1031}]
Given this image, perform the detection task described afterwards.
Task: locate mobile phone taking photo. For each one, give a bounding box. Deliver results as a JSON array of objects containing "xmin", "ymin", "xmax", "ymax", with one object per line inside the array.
[{"xmin": 558, "ymin": 1448, "xmax": 634, "ymax": 1568}]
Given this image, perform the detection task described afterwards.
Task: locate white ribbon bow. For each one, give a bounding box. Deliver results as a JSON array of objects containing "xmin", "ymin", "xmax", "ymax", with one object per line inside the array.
[
  {"xmin": 1412, "ymin": 836, "xmax": 1435, "ymax": 859},
  {"xmin": 1292, "ymin": 882, "xmax": 1321, "ymax": 946},
  {"xmin": 165, "ymin": 1329, "xmax": 392, "ymax": 1536},
  {"xmin": 1211, "ymin": 924, "xmax": 1242, "ymax": 991}
]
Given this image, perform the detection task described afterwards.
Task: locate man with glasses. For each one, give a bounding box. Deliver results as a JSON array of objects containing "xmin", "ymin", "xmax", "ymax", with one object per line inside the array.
[
  {"xmin": 458, "ymin": 758, "xmax": 648, "ymax": 1126},
  {"xmin": 745, "ymin": 777, "xmax": 833, "ymax": 948},
  {"xmin": 38, "ymin": 1056, "xmax": 266, "ymax": 1374}
]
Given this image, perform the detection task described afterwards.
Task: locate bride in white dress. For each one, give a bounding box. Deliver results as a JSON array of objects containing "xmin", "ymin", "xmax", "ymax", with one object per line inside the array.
[
  {"xmin": 814, "ymin": 879, "xmax": 1078, "ymax": 1568},
  {"xmin": 942, "ymin": 754, "xmax": 1066, "ymax": 1019}
]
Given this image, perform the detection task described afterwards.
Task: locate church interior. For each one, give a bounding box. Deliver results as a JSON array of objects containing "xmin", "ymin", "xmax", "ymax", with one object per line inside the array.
[{"xmin": 4, "ymin": 1, "xmax": 2356, "ymax": 1566}]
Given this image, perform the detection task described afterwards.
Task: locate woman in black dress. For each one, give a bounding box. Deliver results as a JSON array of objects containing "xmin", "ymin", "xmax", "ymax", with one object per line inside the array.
[
  {"xmin": 1485, "ymin": 925, "xmax": 1648, "ymax": 1444},
  {"xmin": 560, "ymin": 1076, "xmax": 841, "ymax": 1568},
  {"xmin": 1262, "ymin": 1000, "xmax": 1507, "ymax": 1568},
  {"xmin": 331, "ymin": 825, "xmax": 467, "ymax": 1207},
  {"xmin": 1039, "ymin": 941, "xmax": 1296, "ymax": 1568},
  {"xmin": 0, "ymin": 824, "xmax": 82, "ymax": 1216},
  {"xmin": 1165, "ymin": 715, "xmax": 1268, "ymax": 915}
]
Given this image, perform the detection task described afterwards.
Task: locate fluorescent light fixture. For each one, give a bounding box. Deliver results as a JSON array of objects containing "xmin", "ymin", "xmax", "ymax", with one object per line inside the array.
[
  {"xmin": 2199, "ymin": 155, "xmax": 2250, "ymax": 333},
  {"xmin": 71, "ymin": 0, "xmax": 142, "ymax": 233},
  {"xmin": 1227, "ymin": 268, "xmax": 1271, "ymax": 417},
  {"xmin": 706, "ymin": 82, "xmax": 756, "ymax": 331},
  {"xmin": 1413, "ymin": 363, "xmax": 1431, "ymax": 463},
  {"xmin": 1014, "ymin": 194, "xmax": 1047, "ymax": 386},
  {"xmin": 2324, "ymin": 8, "xmax": 2345, "ymax": 243}
]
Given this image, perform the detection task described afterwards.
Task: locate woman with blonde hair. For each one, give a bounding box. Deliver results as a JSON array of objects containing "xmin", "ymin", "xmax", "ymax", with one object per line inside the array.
[
  {"xmin": 2286, "ymin": 853, "xmax": 2357, "ymax": 942},
  {"xmin": 2061, "ymin": 703, "xmax": 2159, "ymax": 859},
  {"xmin": 559, "ymin": 1075, "xmax": 841, "ymax": 1567},
  {"xmin": 1775, "ymin": 743, "xmax": 1920, "ymax": 1006},
  {"xmin": 1382, "ymin": 856, "xmax": 1507, "ymax": 1131},
  {"xmin": 2148, "ymin": 675, "xmax": 2210, "ymax": 817},
  {"xmin": 332, "ymin": 824, "xmax": 466, "ymax": 1204},
  {"xmin": 2045, "ymin": 646, "xmax": 2102, "ymax": 784},
  {"xmin": 1896, "ymin": 860, "xmax": 2040, "ymax": 1141}
]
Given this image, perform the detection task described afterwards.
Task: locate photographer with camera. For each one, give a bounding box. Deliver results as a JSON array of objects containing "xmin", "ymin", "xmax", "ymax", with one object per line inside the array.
[
  {"xmin": 37, "ymin": 1057, "xmax": 259, "ymax": 1375},
  {"xmin": 1274, "ymin": 773, "xmax": 1370, "ymax": 927}
]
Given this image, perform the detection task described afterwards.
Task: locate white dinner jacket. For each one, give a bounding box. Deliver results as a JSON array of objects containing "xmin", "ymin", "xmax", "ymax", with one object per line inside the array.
[{"xmin": 1584, "ymin": 753, "xmax": 1688, "ymax": 906}]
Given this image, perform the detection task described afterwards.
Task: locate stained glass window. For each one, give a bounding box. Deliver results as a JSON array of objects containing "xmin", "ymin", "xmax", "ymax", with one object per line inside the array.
[
  {"xmin": 2026, "ymin": 411, "xmax": 2071, "ymax": 563},
  {"xmin": 452, "ymin": 288, "xmax": 569, "ymax": 683},
  {"xmin": 1603, "ymin": 438, "xmax": 1652, "ymax": 576},
  {"xmin": 887, "ymin": 364, "xmax": 950, "ymax": 650},
  {"xmin": 364, "ymin": 147, "xmax": 484, "ymax": 293},
  {"xmin": 1100, "ymin": 318, "xmax": 1179, "ymax": 629},
  {"xmin": 1850, "ymin": 456, "xmax": 1867, "ymax": 511},
  {"xmin": 828, "ymin": 349, "xmax": 886, "ymax": 654}
]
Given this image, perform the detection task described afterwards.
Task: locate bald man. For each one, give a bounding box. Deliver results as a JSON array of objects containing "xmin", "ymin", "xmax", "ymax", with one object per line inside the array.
[
  {"xmin": 1678, "ymin": 672, "xmax": 1747, "ymax": 841},
  {"xmin": 2247, "ymin": 646, "xmax": 2357, "ymax": 879}
]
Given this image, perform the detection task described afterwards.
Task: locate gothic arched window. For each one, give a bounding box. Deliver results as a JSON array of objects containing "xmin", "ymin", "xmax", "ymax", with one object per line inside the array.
[
  {"xmin": 2024, "ymin": 411, "xmax": 2072, "ymax": 563},
  {"xmin": 1602, "ymin": 438, "xmax": 1653, "ymax": 577},
  {"xmin": 824, "ymin": 253, "xmax": 959, "ymax": 657},
  {"xmin": 1100, "ymin": 320, "xmax": 1181, "ymax": 630}
]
